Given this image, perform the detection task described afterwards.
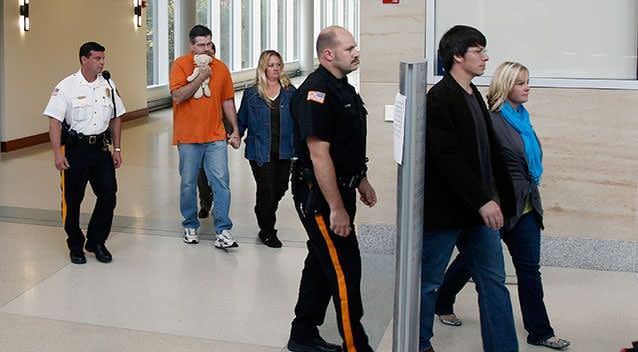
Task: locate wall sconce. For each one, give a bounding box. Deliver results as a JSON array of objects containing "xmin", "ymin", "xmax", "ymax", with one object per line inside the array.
[
  {"xmin": 19, "ymin": 0, "xmax": 30, "ymax": 31},
  {"xmin": 134, "ymin": 0, "xmax": 142, "ymax": 27}
]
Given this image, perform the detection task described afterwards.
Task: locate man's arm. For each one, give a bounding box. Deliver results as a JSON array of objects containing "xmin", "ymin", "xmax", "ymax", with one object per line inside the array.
[
  {"xmin": 307, "ymin": 136, "xmax": 351, "ymax": 237},
  {"xmin": 357, "ymin": 177, "xmax": 377, "ymax": 207},
  {"xmin": 171, "ymin": 66, "xmax": 211, "ymax": 104},
  {"xmin": 48, "ymin": 118, "xmax": 69, "ymax": 170},
  {"xmin": 109, "ymin": 117, "xmax": 122, "ymax": 168},
  {"xmin": 222, "ymin": 98, "xmax": 241, "ymax": 149}
]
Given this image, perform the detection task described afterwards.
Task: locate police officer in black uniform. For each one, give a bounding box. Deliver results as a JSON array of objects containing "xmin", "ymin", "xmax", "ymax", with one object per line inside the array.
[
  {"xmin": 44, "ymin": 42, "xmax": 125, "ymax": 265},
  {"xmin": 287, "ymin": 26, "xmax": 377, "ymax": 352}
]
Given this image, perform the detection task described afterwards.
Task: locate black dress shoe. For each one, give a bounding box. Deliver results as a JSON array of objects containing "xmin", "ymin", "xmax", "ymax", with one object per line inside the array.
[
  {"xmin": 85, "ymin": 243, "xmax": 112, "ymax": 263},
  {"xmin": 198, "ymin": 208, "xmax": 209, "ymax": 218},
  {"xmin": 259, "ymin": 230, "xmax": 283, "ymax": 248},
  {"xmin": 69, "ymin": 251, "xmax": 86, "ymax": 264},
  {"xmin": 287, "ymin": 336, "xmax": 342, "ymax": 352}
]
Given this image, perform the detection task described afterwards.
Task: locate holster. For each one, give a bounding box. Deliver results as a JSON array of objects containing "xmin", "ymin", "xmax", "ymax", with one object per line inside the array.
[
  {"xmin": 293, "ymin": 166, "xmax": 326, "ymax": 217},
  {"xmin": 302, "ymin": 184, "xmax": 326, "ymax": 217},
  {"xmin": 60, "ymin": 120, "xmax": 72, "ymax": 146}
]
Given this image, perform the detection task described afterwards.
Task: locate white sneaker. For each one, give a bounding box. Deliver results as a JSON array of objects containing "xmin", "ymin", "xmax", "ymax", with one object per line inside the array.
[
  {"xmin": 183, "ymin": 228, "xmax": 199, "ymax": 244},
  {"xmin": 214, "ymin": 229, "xmax": 239, "ymax": 249}
]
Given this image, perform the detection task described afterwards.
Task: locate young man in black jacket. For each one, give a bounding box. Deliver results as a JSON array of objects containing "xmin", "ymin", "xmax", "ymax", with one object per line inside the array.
[{"xmin": 418, "ymin": 25, "xmax": 518, "ymax": 352}]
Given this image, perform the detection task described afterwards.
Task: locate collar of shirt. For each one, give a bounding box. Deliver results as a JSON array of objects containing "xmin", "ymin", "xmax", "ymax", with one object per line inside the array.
[
  {"xmin": 73, "ymin": 69, "xmax": 104, "ymax": 88},
  {"xmin": 317, "ymin": 65, "xmax": 349, "ymax": 89}
]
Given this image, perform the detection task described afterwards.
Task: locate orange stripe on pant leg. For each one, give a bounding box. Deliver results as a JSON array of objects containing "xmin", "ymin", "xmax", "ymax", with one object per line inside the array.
[
  {"xmin": 60, "ymin": 146, "xmax": 67, "ymax": 224},
  {"xmin": 314, "ymin": 214, "xmax": 357, "ymax": 352}
]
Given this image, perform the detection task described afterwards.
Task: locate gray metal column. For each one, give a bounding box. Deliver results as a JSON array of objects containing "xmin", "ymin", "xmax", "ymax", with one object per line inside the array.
[
  {"xmin": 300, "ymin": 0, "xmax": 315, "ymax": 74},
  {"xmin": 393, "ymin": 59, "xmax": 427, "ymax": 352}
]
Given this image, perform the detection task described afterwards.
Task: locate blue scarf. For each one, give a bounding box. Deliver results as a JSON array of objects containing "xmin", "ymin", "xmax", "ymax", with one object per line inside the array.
[{"xmin": 500, "ymin": 102, "xmax": 543, "ymax": 184}]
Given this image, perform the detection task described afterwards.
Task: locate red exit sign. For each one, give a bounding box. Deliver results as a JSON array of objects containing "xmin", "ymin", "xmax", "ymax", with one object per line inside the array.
[{"xmin": 383, "ymin": 0, "xmax": 399, "ymax": 3}]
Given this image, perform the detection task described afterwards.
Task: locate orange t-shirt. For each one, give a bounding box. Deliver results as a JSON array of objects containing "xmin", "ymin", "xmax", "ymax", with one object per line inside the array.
[{"xmin": 169, "ymin": 53, "xmax": 235, "ymax": 144}]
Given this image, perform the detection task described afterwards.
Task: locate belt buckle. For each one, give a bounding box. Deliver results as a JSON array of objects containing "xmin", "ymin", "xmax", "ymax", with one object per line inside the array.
[{"xmin": 88, "ymin": 135, "xmax": 97, "ymax": 144}]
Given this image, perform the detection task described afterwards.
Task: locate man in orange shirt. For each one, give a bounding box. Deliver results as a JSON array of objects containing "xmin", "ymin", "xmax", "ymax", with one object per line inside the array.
[{"xmin": 170, "ymin": 25, "xmax": 241, "ymax": 249}]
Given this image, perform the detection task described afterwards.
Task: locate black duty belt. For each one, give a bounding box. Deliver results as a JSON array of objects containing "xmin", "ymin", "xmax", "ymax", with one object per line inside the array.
[
  {"xmin": 337, "ymin": 170, "xmax": 366, "ymax": 189},
  {"xmin": 75, "ymin": 132, "xmax": 108, "ymax": 145},
  {"xmin": 294, "ymin": 166, "xmax": 366, "ymax": 190}
]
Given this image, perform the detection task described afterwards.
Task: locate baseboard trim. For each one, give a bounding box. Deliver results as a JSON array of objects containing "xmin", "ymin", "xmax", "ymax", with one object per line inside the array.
[{"xmin": 1, "ymin": 108, "xmax": 149, "ymax": 152}]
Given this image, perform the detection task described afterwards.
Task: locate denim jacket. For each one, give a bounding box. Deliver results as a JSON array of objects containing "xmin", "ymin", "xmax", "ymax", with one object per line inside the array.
[{"xmin": 238, "ymin": 84, "xmax": 296, "ymax": 166}]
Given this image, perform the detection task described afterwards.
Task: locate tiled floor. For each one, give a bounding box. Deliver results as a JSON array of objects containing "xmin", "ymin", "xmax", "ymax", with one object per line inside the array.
[{"xmin": 1, "ymin": 79, "xmax": 637, "ymax": 351}]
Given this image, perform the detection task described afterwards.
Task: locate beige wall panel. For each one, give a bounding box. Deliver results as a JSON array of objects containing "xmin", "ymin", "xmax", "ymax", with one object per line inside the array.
[
  {"xmin": 359, "ymin": 0, "xmax": 425, "ymax": 84},
  {"xmin": 359, "ymin": 0, "xmax": 425, "ymax": 125},
  {"xmin": 2, "ymin": 0, "xmax": 147, "ymax": 141}
]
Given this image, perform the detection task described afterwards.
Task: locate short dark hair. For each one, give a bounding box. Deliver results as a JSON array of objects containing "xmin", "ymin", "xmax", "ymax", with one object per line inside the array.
[
  {"xmin": 438, "ymin": 25, "xmax": 486, "ymax": 72},
  {"xmin": 79, "ymin": 42, "xmax": 105, "ymax": 63},
  {"xmin": 189, "ymin": 25, "xmax": 212, "ymax": 43},
  {"xmin": 316, "ymin": 27, "xmax": 338, "ymax": 57}
]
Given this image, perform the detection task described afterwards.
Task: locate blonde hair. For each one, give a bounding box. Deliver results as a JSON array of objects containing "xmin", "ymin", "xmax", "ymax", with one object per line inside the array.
[
  {"xmin": 486, "ymin": 61, "xmax": 529, "ymax": 112},
  {"xmin": 256, "ymin": 50, "xmax": 291, "ymax": 106}
]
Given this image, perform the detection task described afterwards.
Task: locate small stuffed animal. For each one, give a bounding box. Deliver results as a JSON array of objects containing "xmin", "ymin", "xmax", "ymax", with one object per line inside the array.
[{"xmin": 186, "ymin": 54, "xmax": 212, "ymax": 99}]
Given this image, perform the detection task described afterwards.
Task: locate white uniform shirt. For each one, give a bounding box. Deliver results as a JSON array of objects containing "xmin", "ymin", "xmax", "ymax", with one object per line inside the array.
[{"xmin": 43, "ymin": 70, "xmax": 126, "ymax": 135}]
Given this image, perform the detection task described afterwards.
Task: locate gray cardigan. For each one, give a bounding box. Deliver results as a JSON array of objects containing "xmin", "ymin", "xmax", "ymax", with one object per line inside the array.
[{"xmin": 490, "ymin": 111, "xmax": 544, "ymax": 231}]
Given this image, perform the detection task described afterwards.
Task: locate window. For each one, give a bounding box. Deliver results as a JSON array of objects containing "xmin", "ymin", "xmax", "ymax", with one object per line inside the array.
[
  {"xmin": 146, "ymin": 0, "xmax": 155, "ymax": 85},
  {"xmin": 293, "ymin": 0, "xmax": 300, "ymax": 60},
  {"xmin": 146, "ymin": 0, "xmax": 349, "ymax": 81},
  {"xmin": 277, "ymin": 0, "xmax": 286, "ymax": 59},
  {"xmin": 196, "ymin": 0, "xmax": 209, "ymax": 26},
  {"xmin": 220, "ymin": 0, "xmax": 232, "ymax": 66},
  {"xmin": 241, "ymin": 0, "xmax": 253, "ymax": 68},
  {"xmin": 146, "ymin": 0, "xmax": 180, "ymax": 87},
  {"xmin": 426, "ymin": 0, "xmax": 638, "ymax": 89},
  {"xmin": 320, "ymin": 0, "xmax": 327, "ymax": 28},
  {"xmin": 168, "ymin": 0, "xmax": 176, "ymax": 64},
  {"xmin": 260, "ymin": 0, "xmax": 270, "ymax": 51}
]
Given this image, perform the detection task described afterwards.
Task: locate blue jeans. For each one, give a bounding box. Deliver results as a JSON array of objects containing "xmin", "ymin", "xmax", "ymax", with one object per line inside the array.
[
  {"xmin": 435, "ymin": 213, "xmax": 554, "ymax": 344},
  {"xmin": 420, "ymin": 225, "xmax": 518, "ymax": 352},
  {"xmin": 178, "ymin": 142, "xmax": 232, "ymax": 233}
]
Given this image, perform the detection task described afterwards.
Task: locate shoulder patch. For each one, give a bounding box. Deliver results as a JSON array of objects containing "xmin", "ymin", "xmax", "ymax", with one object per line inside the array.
[
  {"xmin": 51, "ymin": 88, "xmax": 59, "ymax": 97},
  {"xmin": 307, "ymin": 90, "xmax": 326, "ymax": 104}
]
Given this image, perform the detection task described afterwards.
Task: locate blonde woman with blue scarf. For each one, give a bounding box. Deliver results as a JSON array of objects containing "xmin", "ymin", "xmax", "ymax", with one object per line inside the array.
[{"xmin": 434, "ymin": 62, "xmax": 570, "ymax": 350}]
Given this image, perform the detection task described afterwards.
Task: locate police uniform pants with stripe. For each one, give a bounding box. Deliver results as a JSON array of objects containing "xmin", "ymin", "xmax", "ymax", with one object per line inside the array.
[
  {"xmin": 60, "ymin": 144, "xmax": 117, "ymax": 252},
  {"xmin": 290, "ymin": 180, "xmax": 372, "ymax": 352}
]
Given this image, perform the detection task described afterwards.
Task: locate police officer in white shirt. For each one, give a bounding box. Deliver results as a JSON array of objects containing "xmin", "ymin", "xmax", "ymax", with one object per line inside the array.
[{"xmin": 43, "ymin": 42, "xmax": 125, "ymax": 264}]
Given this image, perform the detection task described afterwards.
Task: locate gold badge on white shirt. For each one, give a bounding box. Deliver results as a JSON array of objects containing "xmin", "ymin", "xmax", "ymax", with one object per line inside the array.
[{"xmin": 105, "ymin": 88, "xmax": 111, "ymax": 98}]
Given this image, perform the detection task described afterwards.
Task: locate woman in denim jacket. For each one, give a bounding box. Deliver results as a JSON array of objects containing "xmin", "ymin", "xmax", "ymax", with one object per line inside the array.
[{"xmin": 238, "ymin": 50, "xmax": 296, "ymax": 248}]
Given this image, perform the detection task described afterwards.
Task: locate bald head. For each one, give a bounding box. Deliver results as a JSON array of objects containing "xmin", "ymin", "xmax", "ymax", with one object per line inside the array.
[
  {"xmin": 316, "ymin": 26, "xmax": 348, "ymax": 58},
  {"xmin": 315, "ymin": 26, "xmax": 360, "ymax": 78}
]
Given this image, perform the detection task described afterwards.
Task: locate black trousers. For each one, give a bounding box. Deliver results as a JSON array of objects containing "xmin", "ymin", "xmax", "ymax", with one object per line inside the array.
[
  {"xmin": 197, "ymin": 167, "xmax": 213, "ymax": 211},
  {"xmin": 61, "ymin": 144, "xmax": 117, "ymax": 252},
  {"xmin": 289, "ymin": 180, "xmax": 372, "ymax": 352},
  {"xmin": 248, "ymin": 158, "xmax": 291, "ymax": 234}
]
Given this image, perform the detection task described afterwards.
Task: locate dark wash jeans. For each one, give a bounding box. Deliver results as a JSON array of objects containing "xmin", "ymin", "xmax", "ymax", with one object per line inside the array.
[
  {"xmin": 420, "ymin": 225, "xmax": 518, "ymax": 352},
  {"xmin": 435, "ymin": 212, "xmax": 555, "ymax": 344}
]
